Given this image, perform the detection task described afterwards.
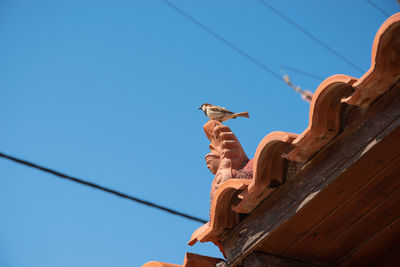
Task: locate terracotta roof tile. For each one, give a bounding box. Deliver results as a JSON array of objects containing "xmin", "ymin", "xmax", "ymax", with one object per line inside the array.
[
  {"xmin": 188, "ymin": 179, "xmax": 251, "ymax": 249},
  {"xmin": 233, "ymin": 131, "xmax": 298, "ymax": 213},
  {"xmin": 142, "ymin": 261, "xmax": 181, "ymax": 267},
  {"xmin": 142, "ymin": 253, "xmax": 223, "ymax": 267},
  {"xmin": 285, "ymin": 74, "xmax": 356, "ymax": 163},
  {"xmin": 345, "ymin": 14, "xmax": 400, "ymax": 107}
]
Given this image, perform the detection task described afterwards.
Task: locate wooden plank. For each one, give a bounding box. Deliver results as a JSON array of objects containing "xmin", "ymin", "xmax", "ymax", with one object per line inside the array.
[
  {"xmin": 258, "ymin": 127, "xmax": 400, "ymax": 257},
  {"xmin": 240, "ymin": 252, "xmax": 319, "ymax": 267},
  {"xmin": 283, "ymin": 155, "xmax": 400, "ymax": 261},
  {"xmin": 367, "ymin": 243, "xmax": 400, "ymax": 266},
  {"xmin": 338, "ymin": 216, "xmax": 400, "ymax": 266},
  {"xmin": 313, "ymin": 188, "xmax": 400, "ymax": 264},
  {"xmin": 222, "ymin": 83, "xmax": 400, "ymax": 266}
]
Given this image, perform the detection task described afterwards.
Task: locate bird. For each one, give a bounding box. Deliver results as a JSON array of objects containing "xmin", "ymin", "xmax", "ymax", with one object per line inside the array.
[{"xmin": 199, "ymin": 103, "xmax": 249, "ymax": 122}]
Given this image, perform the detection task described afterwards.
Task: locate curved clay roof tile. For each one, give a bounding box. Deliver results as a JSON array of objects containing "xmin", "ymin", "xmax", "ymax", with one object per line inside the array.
[
  {"xmin": 345, "ymin": 13, "xmax": 400, "ymax": 107},
  {"xmin": 233, "ymin": 131, "xmax": 298, "ymax": 213},
  {"xmin": 285, "ymin": 74, "xmax": 357, "ymax": 163}
]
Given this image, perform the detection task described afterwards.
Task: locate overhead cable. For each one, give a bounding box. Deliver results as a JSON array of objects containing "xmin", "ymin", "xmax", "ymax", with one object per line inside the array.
[
  {"xmin": 0, "ymin": 151, "xmax": 207, "ymax": 224},
  {"xmin": 160, "ymin": 0, "xmax": 283, "ymax": 81},
  {"xmin": 257, "ymin": 0, "xmax": 365, "ymax": 74},
  {"xmin": 281, "ymin": 65, "xmax": 324, "ymax": 81},
  {"xmin": 365, "ymin": 0, "xmax": 391, "ymax": 17}
]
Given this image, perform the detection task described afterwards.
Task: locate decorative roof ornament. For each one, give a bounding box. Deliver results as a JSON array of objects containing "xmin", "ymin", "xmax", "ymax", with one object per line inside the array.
[{"xmin": 202, "ymin": 120, "xmax": 252, "ymax": 201}]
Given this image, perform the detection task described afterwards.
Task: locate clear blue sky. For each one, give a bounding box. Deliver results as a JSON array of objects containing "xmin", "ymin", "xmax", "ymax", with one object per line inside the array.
[{"xmin": 0, "ymin": 1, "xmax": 398, "ymax": 266}]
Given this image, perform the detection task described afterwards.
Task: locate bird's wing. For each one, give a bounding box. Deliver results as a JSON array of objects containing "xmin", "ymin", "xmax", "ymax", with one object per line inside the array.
[{"xmin": 208, "ymin": 106, "xmax": 234, "ymax": 114}]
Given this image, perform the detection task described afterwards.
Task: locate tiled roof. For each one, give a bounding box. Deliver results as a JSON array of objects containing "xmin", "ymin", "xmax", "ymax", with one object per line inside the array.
[
  {"xmin": 189, "ymin": 12, "xmax": 400, "ymax": 254},
  {"xmin": 143, "ymin": 12, "xmax": 400, "ymax": 267}
]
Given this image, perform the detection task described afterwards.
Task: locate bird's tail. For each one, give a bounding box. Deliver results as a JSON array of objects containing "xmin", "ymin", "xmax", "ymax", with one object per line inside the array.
[
  {"xmin": 234, "ymin": 111, "xmax": 249, "ymax": 118},
  {"xmin": 223, "ymin": 111, "xmax": 249, "ymax": 121}
]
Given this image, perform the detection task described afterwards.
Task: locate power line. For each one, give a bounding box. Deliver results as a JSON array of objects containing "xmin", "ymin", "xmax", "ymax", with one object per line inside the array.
[
  {"xmin": 281, "ymin": 65, "xmax": 324, "ymax": 81},
  {"xmin": 365, "ymin": 0, "xmax": 391, "ymax": 17},
  {"xmin": 160, "ymin": 0, "xmax": 283, "ymax": 81},
  {"xmin": 0, "ymin": 151, "xmax": 207, "ymax": 224},
  {"xmin": 257, "ymin": 0, "xmax": 365, "ymax": 74}
]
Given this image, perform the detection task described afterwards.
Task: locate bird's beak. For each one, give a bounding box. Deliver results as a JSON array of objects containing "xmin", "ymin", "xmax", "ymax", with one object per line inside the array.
[{"xmin": 198, "ymin": 106, "xmax": 202, "ymax": 110}]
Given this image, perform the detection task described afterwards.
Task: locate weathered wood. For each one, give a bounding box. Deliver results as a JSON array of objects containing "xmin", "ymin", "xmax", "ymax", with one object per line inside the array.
[
  {"xmin": 284, "ymin": 155, "xmax": 400, "ymax": 261},
  {"xmin": 240, "ymin": 252, "xmax": 320, "ymax": 267},
  {"xmin": 316, "ymin": 188, "xmax": 400, "ymax": 264},
  {"xmin": 367, "ymin": 243, "xmax": 400, "ymax": 266},
  {"xmin": 338, "ymin": 216, "xmax": 400, "ymax": 266},
  {"xmin": 222, "ymin": 82, "xmax": 400, "ymax": 266},
  {"xmin": 259, "ymin": 127, "xmax": 400, "ymax": 258}
]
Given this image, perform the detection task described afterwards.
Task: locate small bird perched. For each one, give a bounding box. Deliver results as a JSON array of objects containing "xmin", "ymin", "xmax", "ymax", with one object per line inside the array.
[{"xmin": 199, "ymin": 103, "xmax": 249, "ymax": 122}]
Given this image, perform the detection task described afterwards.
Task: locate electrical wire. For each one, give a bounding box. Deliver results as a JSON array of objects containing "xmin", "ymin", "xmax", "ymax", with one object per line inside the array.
[
  {"xmin": 365, "ymin": 0, "xmax": 391, "ymax": 17},
  {"xmin": 257, "ymin": 0, "xmax": 365, "ymax": 74},
  {"xmin": 281, "ymin": 65, "xmax": 324, "ymax": 81},
  {"xmin": 160, "ymin": 0, "xmax": 283, "ymax": 81},
  {"xmin": 0, "ymin": 151, "xmax": 208, "ymax": 224}
]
